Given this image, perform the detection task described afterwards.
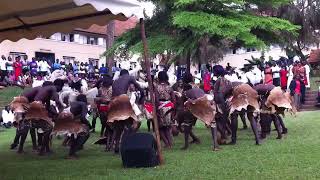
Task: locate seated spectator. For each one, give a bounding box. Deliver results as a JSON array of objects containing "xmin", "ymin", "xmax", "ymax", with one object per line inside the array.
[{"xmin": 1, "ymin": 106, "xmax": 14, "ymax": 128}]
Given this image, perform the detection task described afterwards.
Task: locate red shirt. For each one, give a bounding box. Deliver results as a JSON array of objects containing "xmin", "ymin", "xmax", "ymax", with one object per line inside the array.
[{"xmin": 294, "ymin": 80, "xmax": 301, "ymax": 95}]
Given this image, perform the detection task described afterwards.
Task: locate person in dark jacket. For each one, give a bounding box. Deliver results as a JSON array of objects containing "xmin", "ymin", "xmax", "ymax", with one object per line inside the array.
[{"xmin": 289, "ymin": 75, "xmax": 305, "ymax": 111}]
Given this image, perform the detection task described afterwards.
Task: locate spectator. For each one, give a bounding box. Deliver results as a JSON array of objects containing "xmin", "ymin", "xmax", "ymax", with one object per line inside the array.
[
  {"xmin": 22, "ymin": 55, "xmax": 29, "ymax": 75},
  {"xmin": 289, "ymin": 75, "xmax": 305, "ymax": 111},
  {"xmin": 53, "ymin": 59, "xmax": 61, "ymax": 71},
  {"xmin": 203, "ymin": 68, "xmax": 211, "ymax": 93},
  {"xmin": 13, "ymin": 56, "xmax": 22, "ymax": 81},
  {"xmin": 95, "ymin": 65, "xmax": 99, "ymax": 77},
  {"xmin": 79, "ymin": 62, "xmax": 86, "ymax": 78},
  {"xmin": 194, "ymin": 70, "xmax": 202, "ymax": 85},
  {"xmin": 225, "ymin": 63, "xmax": 232, "ymax": 73},
  {"xmin": 39, "ymin": 59, "xmax": 50, "ymax": 77},
  {"xmin": 271, "ymin": 62, "xmax": 281, "ymax": 86},
  {"xmin": 1, "ymin": 106, "xmax": 14, "ymax": 128},
  {"xmin": 280, "ymin": 65, "xmax": 288, "ymax": 90},
  {"xmin": 29, "ymin": 57, "xmax": 38, "ymax": 78},
  {"xmin": 99, "ymin": 64, "xmax": 108, "ymax": 75},
  {"xmin": 0, "ymin": 55, "xmax": 7, "ymax": 81},
  {"xmin": 264, "ymin": 62, "xmax": 273, "ymax": 84},
  {"xmin": 303, "ymin": 60, "xmax": 311, "ymax": 88},
  {"xmin": 88, "ymin": 61, "xmax": 95, "ymax": 79},
  {"xmin": 60, "ymin": 61, "xmax": 66, "ymax": 70},
  {"xmin": 73, "ymin": 61, "xmax": 79, "ymax": 74},
  {"xmin": 84, "ymin": 62, "xmax": 89, "ymax": 74},
  {"xmin": 6, "ymin": 57, "xmax": 13, "ymax": 74}
]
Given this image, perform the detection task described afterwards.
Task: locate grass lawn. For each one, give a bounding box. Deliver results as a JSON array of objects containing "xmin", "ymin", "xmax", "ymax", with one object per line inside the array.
[{"xmin": 0, "ymin": 87, "xmax": 320, "ymax": 180}]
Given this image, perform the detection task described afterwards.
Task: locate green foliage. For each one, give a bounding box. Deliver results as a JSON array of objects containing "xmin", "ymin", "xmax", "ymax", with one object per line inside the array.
[{"xmin": 104, "ymin": 0, "xmax": 299, "ymax": 65}]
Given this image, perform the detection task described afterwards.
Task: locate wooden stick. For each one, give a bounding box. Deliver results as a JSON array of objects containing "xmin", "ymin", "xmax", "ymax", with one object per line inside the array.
[{"xmin": 139, "ymin": 18, "xmax": 164, "ymax": 165}]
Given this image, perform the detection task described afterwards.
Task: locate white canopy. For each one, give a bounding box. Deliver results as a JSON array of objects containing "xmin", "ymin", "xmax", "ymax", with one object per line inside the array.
[{"xmin": 0, "ymin": 0, "xmax": 143, "ymax": 42}]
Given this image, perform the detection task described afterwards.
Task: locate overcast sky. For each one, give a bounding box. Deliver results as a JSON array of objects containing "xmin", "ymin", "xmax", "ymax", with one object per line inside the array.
[{"xmin": 139, "ymin": 1, "xmax": 155, "ymax": 17}]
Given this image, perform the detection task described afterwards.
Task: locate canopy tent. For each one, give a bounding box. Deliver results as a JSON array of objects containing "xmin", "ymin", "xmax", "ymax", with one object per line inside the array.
[
  {"xmin": 0, "ymin": 0, "xmax": 144, "ymax": 42},
  {"xmin": 0, "ymin": 0, "xmax": 163, "ymax": 165}
]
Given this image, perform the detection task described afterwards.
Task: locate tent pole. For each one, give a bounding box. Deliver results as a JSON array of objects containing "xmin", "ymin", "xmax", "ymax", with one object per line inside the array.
[{"xmin": 139, "ymin": 18, "xmax": 164, "ymax": 165}]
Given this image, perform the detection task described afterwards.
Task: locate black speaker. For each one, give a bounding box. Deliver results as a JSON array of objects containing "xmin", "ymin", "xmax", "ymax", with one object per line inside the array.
[{"xmin": 120, "ymin": 133, "xmax": 159, "ymax": 168}]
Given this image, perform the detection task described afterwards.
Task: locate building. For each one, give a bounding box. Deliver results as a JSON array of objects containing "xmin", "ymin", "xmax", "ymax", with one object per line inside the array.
[{"xmin": 0, "ymin": 17, "xmax": 138, "ymax": 66}]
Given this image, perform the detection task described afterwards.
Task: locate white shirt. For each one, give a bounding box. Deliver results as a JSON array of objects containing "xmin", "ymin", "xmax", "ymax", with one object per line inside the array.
[
  {"xmin": 271, "ymin": 66, "xmax": 280, "ymax": 78},
  {"xmin": 0, "ymin": 59, "xmax": 7, "ymax": 70},
  {"xmin": 194, "ymin": 73, "xmax": 202, "ymax": 84},
  {"xmin": 39, "ymin": 61, "xmax": 50, "ymax": 72},
  {"xmin": 6, "ymin": 61, "xmax": 13, "ymax": 71},
  {"xmin": 2, "ymin": 109, "xmax": 14, "ymax": 123}
]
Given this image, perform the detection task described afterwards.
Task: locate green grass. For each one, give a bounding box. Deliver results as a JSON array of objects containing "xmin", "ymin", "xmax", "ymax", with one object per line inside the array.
[
  {"xmin": 0, "ymin": 87, "xmax": 24, "ymax": 107},
  {"xmin": 1, "ymin": 88, "xmax": 320, "ymax": 180}
]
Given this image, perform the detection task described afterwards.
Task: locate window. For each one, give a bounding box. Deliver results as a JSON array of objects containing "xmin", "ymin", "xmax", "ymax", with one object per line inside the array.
[
  {"xmin": 9, "ymin": 52, "xmax": 27, "ymax": 60},
  {"xmin": 63, "ymin": 56, "xmax": 75, "ymax": 64},
  {"xmin": 87, "ymin": 37, "xmax": 98, "ymax": 45},
  {"xmin": 69, "ymin": 34, "xmax": 74, "ymax": 42}
]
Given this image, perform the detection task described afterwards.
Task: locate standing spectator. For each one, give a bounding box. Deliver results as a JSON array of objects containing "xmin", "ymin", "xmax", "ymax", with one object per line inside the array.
[
  {"xmin": 73, "ymin": 61, "xmax": 79, "ymax": 74},
  {"xmin": 88, "ymin": 61, "xmax": 95, "ymax": 80},
  {"xmin": 13, "ymin": 56, "xmax": 22, "ymax": 81},
  {"xmin": 84, "ymin": 62, "xmax": 89, "ymax": 74},
  {"xmin": 99, "ymin": 64, "xmax": 108, "ymax": 76},
  {"xmin": 0, "ymin": 55, "xmax": 8, "ymax": 81},
  {"xmin": 22, "ymin": 55, "xmax": 29, "ymax": 75},
  {"xmin": 287, "ymin": 62, "xmax": 294, "ymax": 90},
  {"xmin": 6, "ymin": 57, "xmax": 13, "ymax": 74},
  {"xmin": 194, "ymin": 70, "xmax": 202, "ymax": 85},
  {"xmin": 271, "ymin": 62, "xmax": 281, "ymax": 86},
  {"xmin": 225, "ymin": 63, "xmax": 232, "ymax": 73},
  {"xmin": 264, "ymin": 62, "xmax": 273, "ymax": 84},
  {"xmin": 29, "ymin": 57, "xmax": 38, "ymax": 78},
  {"xmin": 94, "ymin": 65, "xmax": 99, "ymax": 78},
  {"xmin": 67, "ymin": 63, "xmax": 73, "ymax": 74},
  {"xmin": 280, "ymin": 65, "xmax": 288, "ymax": 90},
  {"xmin": 203, "ymin": 66, "xmax": 212, "ymax": 93},
  {"xmin": 60, "ymin": 61, "xmax": 66, "ymax": 70},
  {"xmin": 53, "ymin": 59, "xmax": 61, "ymax": 71},
  {"xmin": 39, "ymin": 59, "xmax": 49, "ymax": 77},
  {"xmin": 303, "ymin": 60, "xmax": 311, "ymax": 88},
  {"xmin": 79, "ymin": 62, "xmax": 86, "ymax": 78},
  {"xmin": 289, "ymin": 75, "xmax": 305, "ymax": 111}
]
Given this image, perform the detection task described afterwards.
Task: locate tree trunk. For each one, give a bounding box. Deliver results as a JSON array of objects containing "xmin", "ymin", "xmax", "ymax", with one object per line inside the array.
[{"xmin": 106, "ymin": 20, "xmax": 115, "ymax": 76}]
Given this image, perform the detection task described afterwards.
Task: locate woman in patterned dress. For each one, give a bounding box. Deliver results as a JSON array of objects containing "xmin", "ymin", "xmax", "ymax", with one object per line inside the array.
[{"xmin": 155, "ymin": 71, "xmax": 176, "ymax": 148}]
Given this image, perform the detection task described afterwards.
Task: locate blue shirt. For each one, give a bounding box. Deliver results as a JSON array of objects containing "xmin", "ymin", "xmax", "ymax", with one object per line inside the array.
[
  {"xmin": 99, "ymin": 67, "xmax": 108, "ymax": 74},
  {"xmin": 53, "ymin": 63, "xmax": 61, "ymax": 70}
]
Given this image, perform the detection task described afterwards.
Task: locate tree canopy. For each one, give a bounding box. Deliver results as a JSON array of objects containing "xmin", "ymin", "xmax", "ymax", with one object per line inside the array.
[{"xmin": 104, "ymin": 0, "xmax": 299, "ymax": 65}]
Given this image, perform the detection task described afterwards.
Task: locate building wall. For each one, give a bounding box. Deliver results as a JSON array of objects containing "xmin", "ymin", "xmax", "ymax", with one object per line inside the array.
[{"xmin": 0, "ymin": 38, "xmax": 107, "ymax": 65}]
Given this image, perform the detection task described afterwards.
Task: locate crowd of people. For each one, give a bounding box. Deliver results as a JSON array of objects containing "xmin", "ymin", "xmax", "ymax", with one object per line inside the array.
[
  {"xmin": 192, "ymin": 57, "xmax": 311, "ymax": 111},
  {"xmin": 0, "ymin": 55, "xmax": 115, "ymax": 89},
  {"xmin": 0, "ymin": 54, "xmax": 307, "ymax": 160}
]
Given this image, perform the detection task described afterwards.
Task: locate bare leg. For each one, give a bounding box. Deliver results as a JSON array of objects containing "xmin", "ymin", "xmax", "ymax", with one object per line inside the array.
[
  {"xmin": 272, "ymin": 115, "xmax": 282, "ymax": 139},
  {"xmin": 247, "ymin": 112, "xmax": 261, "ymax": 145},
  {"xmin": 277, "ymin": 115, "xmax": 288, "ymax": 134},
  {"xmin": 181, "ymin": 125, "xmax": 191, "ymax": 150},
  {"xmin": 189, "ymin": 127, "xmax": 200, "ymax": 144},
  {"xmin": 164, "ymin": 127, "xmax": 173, "ymax": 147},
  {"xmin": 30, "ymin": 128, "xmax": 38, "ymax": 150},
  {"xmin": 229, "ymin": 112, "xmax": 238, "ymax": 145},
  {"xmin": 17, "ymin": 129, "xmax": 29, "ymax": 153},
  {"xmin": 240, "ymin": 110, "xmax": 248, "ymax": 129},
  {"xmin": 211, "ymin": 126, "xmax": 220, "ymax": 151}
]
